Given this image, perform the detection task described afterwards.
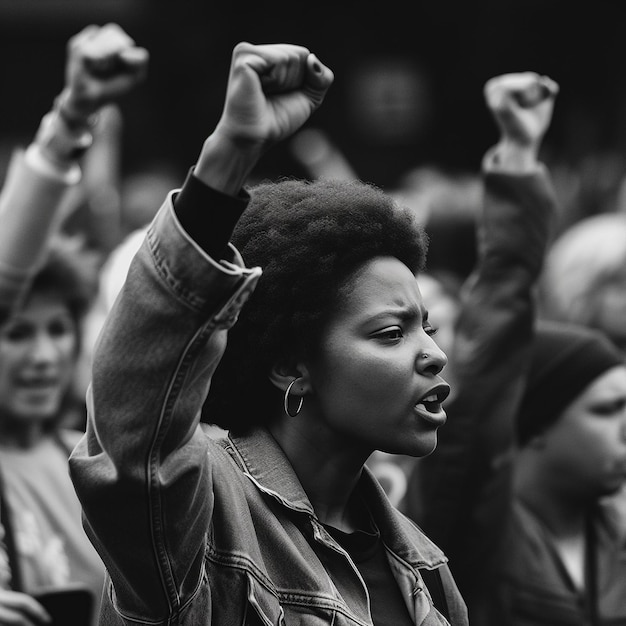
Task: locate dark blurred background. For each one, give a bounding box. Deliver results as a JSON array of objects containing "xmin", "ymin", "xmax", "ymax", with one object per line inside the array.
[{"xmin": 2, "ymin": 0, "xmax": 626, "ymax": 202}]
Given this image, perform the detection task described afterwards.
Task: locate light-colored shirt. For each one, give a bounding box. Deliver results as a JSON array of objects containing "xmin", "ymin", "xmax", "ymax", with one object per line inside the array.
[{"xmin": 0, "ymin": 434, "xmax": 104, "ymax": 625}]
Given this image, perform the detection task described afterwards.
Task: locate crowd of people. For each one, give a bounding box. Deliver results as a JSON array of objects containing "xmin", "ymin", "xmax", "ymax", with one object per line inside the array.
[{"xmin": 0, "ymin": 21, "xmax": 624, "ymax": 626}]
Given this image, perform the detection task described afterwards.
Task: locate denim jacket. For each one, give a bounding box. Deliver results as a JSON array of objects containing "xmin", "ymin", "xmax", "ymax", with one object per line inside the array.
[{"xmin": 69, "ymin": 189, "xmax": 468, "ymax": 626}]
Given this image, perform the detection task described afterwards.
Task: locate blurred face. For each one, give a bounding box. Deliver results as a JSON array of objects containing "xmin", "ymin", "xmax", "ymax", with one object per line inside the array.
[
  {"xmin": 542, "ymin": 365, "xmax": 626, "ymax": 498},
  {"xmin": 0, "ymin": 292, "xmax": 77, "ymax": 425},
  {"xmin": 305, "ymin": 256, "xmax": 449, "ymax": 458}
]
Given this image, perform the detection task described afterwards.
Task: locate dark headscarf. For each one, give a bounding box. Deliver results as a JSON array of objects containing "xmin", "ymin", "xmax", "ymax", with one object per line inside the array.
[{"xmin": 516, "ymin": 320, "xmax": 624, "ymax": 446}]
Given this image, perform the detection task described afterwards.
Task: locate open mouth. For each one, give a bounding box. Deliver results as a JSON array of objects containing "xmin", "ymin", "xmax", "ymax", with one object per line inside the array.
[
  {"xmin": 416, "ymin": 394, "xmax": 442, "ymax": 414},
  {"xmin": 415, "ymin": 384, "xmax": 449, "ymax": 424},
  {"xmin": 416, "ymin": 385, "xmax": 449, "ymax": 412}
]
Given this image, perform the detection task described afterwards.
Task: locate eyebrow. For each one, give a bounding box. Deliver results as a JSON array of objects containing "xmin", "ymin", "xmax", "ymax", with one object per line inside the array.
[{"xmin": 367, "ymin": 303, "xmax": 426, "ymax": 323}]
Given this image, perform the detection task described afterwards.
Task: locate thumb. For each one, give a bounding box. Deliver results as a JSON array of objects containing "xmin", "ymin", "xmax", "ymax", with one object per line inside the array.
[{"xmin": 119, "ymin": 47, "xmax": 150, "ymax": 72}]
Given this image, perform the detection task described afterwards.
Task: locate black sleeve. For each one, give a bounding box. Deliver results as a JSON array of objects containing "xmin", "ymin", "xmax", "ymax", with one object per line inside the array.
[{"xmin": 173, "ymin": 168, "xmax": 249, "ymax": 260}]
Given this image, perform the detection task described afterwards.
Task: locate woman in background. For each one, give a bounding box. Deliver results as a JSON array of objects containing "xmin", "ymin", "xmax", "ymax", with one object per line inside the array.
[{"xmin": 0, "ymin": 23, "xmax": 147, "ymax": 625}]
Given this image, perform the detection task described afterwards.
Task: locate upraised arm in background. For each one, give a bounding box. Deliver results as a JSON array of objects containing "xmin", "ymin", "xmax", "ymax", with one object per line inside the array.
[
  {"xmin": 405, "ymin": 71, "xmax": 559, "ymax": 625},
  {"xmin": 0, "ymin": 23, "xmax": 148, "ymax": 322}
]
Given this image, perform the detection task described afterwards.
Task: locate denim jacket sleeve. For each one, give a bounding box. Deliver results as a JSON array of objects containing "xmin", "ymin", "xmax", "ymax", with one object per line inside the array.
[
  {"xmin": 407, "ymin": 162, "xmax": 558, "ymax": 616},
  {"xmin": 69, "ymin": 192, "xmax": 261, "ymax": 622},
  {"xmin": 0, "ymin": 145, "xmax": 80, "ymax": 323}
]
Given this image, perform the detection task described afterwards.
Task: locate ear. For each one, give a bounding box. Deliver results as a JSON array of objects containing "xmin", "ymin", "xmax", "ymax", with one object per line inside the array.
[{"xmin": 268, "ymin": 362, "xmax": 312, "ymax": 395}]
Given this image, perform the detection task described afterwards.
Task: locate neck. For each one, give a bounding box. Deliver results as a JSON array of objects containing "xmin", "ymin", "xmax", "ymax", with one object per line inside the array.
[
  {"xmin": 268, "ymin": 419, "xmax": 368, "ymax": 532},
  {"xmin": 0, "ymin": 416, "xmax": 47, "ymax": 449},
  {"xmin": 515, "ymin": 467, "xmax": 593, "ymax": 592},
  {"xmin": 514, "ymin": 455, "xmax": 590, "ymax": 538},
  {"xmin": 518, "ymin": 487, "xmax": 588, "ymax": 538}
]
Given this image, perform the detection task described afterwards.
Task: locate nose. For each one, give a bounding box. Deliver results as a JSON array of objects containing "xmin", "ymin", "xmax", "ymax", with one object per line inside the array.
[
  {"xmin": 29, "ymin": 330, "xmax": 60, "ymax": 364},
  {"xmin": 417, "ymin": 338, "xmax": 448, "ymax": 376}
]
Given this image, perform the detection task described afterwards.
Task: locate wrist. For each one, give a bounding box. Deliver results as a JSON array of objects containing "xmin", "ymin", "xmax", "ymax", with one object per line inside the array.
[
  {"xmin": 194, "ymin": 132, "xmax": 265, "ymax": 196},
  {"xmin": 55, "ymin": 89, "xmax": 99, "ymax": 131},
  {"xmin": 33, "ymin": 108, "xmax": 94, "ymax": 166},
  {"xmin": 25, "ymin": 143, "xmax": 82, "ymax": 185},
  {"xmin": 487, "ymin": 139, "xmax": 540, "ymax": 173}
]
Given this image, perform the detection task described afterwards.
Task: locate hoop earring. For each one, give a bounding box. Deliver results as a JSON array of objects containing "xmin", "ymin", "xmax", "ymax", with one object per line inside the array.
[{"xmin": 283, "ymin": 378, "xmax": 304, "ymax": 417}]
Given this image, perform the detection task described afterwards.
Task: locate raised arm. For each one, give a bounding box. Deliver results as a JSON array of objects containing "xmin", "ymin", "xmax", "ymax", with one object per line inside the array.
[
  {"xmin": 406, "ymin": 71, "xmax": 559, "ymax": 623},
  {"xmin": 69, "ymin": 41, "xmax": 333, "ymax": 623},
  {"xmin": 0, "ymin": 23, "xmax": 147, "ymax": 321},
  {"xmin": 194, "ymin": 42, "xmax": 333, "ymax": 195}
]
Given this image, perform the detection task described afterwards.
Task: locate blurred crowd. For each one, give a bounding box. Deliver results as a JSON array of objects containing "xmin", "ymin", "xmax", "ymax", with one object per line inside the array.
[{"xmin": 0, "ymin": 20, "xmax": 625, "ymax": 626}]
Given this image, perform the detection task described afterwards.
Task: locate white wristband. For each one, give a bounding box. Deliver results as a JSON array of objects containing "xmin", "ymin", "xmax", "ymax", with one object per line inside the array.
[
  {"xmin": 25, "ymin": 143, "xmax": 81, "ymax": 186},
  {"xmin": 33, "ymin": 109, "xmax": 93, "ymax": 166}
]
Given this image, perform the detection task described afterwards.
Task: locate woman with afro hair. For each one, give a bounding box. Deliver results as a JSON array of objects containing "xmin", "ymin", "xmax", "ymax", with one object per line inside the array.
[{"xmin": 70, "ymin": 40, "xmax": 467, "ymax": 625}]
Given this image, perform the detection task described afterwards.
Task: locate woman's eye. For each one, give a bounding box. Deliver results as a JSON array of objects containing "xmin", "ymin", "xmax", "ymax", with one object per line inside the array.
[
  {"xmin": 3, "ymin": 324, "xmax": 32, "ymax": 342},
  {"xmin": 49, "ymin": 319, "xmax": 74, "ymax": 338},
  {"xmin": 374, "ymin": 327, "xmax": 403, "ymax": 341},
  {"xmin": 424, "ymin": 323, "xmax": 438, "ymax": 337},
  {"xmin": 591, "ymin": 398, "xmax": 626, "ymax": 417}
]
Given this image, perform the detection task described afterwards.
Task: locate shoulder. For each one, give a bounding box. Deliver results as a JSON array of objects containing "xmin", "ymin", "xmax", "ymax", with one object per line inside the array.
[{"xmin": 55, "ymin": 428, "xmax": 84, "ymax": 454}]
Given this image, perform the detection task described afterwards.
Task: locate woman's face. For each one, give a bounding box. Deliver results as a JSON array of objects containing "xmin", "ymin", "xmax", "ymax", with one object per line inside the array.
[
  {"xmin": 0, "ymin": 292, "xmax": 77, "ymax": 425},
  {"xmin": 305, "ymin": 256, "xmax": 449, "ymax": 458},
  {"xmin": 542, "ymin": 365, "xmax": 626, "ymax": 498}
]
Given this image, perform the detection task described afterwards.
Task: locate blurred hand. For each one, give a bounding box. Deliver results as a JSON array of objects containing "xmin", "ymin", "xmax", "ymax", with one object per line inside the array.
[
  {"xmin": 61, "ymin": 23, "xmax": 149, "ymax": 122},
  {"xmin": 484, "ymin": 72, "xmax": 559, "ymax": 151},
  {"xmin": 0, "ymin": 588, "xmax": 50, "ymax": 625}
]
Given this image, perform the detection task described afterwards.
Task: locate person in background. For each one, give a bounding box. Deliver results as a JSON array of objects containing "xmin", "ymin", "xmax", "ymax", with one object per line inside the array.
[
  {"xmin": 537, "ymin": 169, "xmax": 626, "ymax": 597},
  {"xmin": 0, "ymin": 23, "xmax": 148, "ymax": 324},
  {"xmin": 405, "ymin": 69, "xmax": 560, "ymax": 623},
  {"xmin": 493, "ymin": 320, "xmax": 626, "ymax": 625},
  {"xmin": 69, "ymin": 39, "xmax": 468, "ymax": 625},
  {"xmin": 0, "ymin": 23, "xmax": 147, "ymax": 626}
]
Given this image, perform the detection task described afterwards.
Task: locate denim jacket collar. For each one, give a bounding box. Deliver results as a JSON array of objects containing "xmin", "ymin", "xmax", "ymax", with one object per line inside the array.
[
  {"xmin": 227, "ymin": 427, "xmax": 316, "ymax": 516},
  {"xmin": 228, "ymin": 427, "xmax": 448, "ymax": 570}
]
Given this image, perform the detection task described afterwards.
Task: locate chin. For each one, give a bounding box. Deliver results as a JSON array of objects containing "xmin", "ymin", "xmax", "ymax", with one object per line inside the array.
[
  {"xmin": 14, "ymin": 402, "xmax": 61, "ymax": 423},
  {"xmin": 399, "ymin": 436, "xmax": 438, "ymax": 459},
  {"xmin": 418, "ymin": 442, "xmax": 438, "ymax": 458},
  {"xmin": 421, "ymin": 443, "xmax": 439, "ymax": 458},
  {"xmin": 598, "ymin": 478, "xmax": 626, "ymax": 498}
]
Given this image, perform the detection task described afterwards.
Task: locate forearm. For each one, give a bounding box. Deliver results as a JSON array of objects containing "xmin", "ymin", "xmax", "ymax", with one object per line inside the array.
[
  {"xmin": 450, "ymin": 166, "xmax": 557, "ymax": 456},
  {"xmin": 0, "ymin": 85, "xmax": 102, "ymax": 319},
  {"xmin": 0, "ymin": 143, "xmax": 80, "ymax": 319},
  {"xmin": 414, "ymin": 165, "xmax": 557, "ymax": 550},
  {"xmin": 70, "ymin": 188, "xmax": 260, "ymax": 617},
  {"xmin": 0, "ymin": 23, "xmax": 149, "ymax": 323}
]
